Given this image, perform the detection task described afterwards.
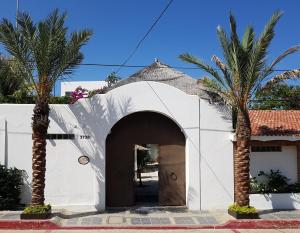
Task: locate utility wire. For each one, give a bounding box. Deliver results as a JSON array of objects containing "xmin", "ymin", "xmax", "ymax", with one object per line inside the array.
[
  {"xmin": 78, "ymin": 63, "xmax": 299, "ymax": 72},
  {"xmin": 115, "ymin": 0, "xmax": 174, "ymax": 74},
  {"xmin": 5, "ymin": 58, "xmax": 299, "ymax": 72}
]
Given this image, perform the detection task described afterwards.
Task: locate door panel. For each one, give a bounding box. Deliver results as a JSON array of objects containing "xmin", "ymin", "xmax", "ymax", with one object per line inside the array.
[
  {"xmin": 106, "ymin": 137, "xmax": 134, "ymax": 207},
  {"xmin": 158, "ymin": 144, "xmax": 186, "ymax": 206}
]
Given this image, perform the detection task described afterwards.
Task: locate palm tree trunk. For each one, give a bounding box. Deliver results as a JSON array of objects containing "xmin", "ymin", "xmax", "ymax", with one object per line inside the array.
[
  {"xmin": 234, "ymin": 109, "xmax": 251, "ymax": 206},
  {"xmin": 31, "ymin": 100, "xmax": 50, "ymax": 206}
]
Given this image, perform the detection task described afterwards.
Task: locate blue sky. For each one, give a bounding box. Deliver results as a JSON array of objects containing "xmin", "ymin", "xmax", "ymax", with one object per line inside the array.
[{"xmin": 0, "ymin": 0, "xmax": 300, "ymax": 94}]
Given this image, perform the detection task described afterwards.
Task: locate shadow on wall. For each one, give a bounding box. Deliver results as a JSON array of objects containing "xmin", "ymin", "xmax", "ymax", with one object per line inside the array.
[
  {"xmin": 20, "ymin": 170, "xmax": 32, "ymax": 204},
  {"xmin": 187, "ymin": 186, "xmax": 198, "ymax": 204},
  {"xmin": 50, "ymin": 94, "xmax": 133, "ymax": 210},
  {"xmin": 213, "ymin": 103, "xmax": 232, "ymax": 126},
  {"xmin": 268, "ymin": 193, "xmax": 300, "ymax": 209}
]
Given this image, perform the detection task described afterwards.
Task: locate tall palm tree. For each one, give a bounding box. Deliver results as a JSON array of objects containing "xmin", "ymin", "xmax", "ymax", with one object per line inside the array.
[
  {"xmin": 180, "ymin": 11, "xmax": 300, "ymax": 207},
  {"xmin": 0, "ymin": 9, "xmax": 92, "ymax": 207}
]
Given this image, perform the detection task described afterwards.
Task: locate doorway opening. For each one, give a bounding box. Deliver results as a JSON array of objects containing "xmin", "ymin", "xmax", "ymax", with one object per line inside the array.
[{"xmin": 134, "ymin": 144, "xmax": 159, "ymax": 204}]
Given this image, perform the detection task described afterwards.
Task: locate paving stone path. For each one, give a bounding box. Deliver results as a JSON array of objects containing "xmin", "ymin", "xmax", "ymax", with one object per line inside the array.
[
  {"xmin": 54, "ymin": 207, "xmax": 229, "ymax": 227},
  {"xmin": 1, "ymin": 207, "xmax": 300, "ymax": 228}
]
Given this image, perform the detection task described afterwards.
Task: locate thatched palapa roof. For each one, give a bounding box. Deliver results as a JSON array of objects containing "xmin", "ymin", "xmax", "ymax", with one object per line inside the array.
[{"xmin": 109, "ymin": 60, "xmax": 216, "ymax": 100}]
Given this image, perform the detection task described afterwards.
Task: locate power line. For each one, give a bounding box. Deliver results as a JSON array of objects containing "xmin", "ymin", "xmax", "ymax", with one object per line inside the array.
[
  {"xmin": 115, "ymin": 0, "xmax": 174, "ymax": 74},
  {"xmin": 4, "ymin": 58, "xmax": 299, "ymax": 72},
  {"xmin": 80, "ymin": 63, "xmax": 199, "ymax": 69},
  {"xmin": 78, "ymin": 63, "xmax": 299, "ymax": 72}
]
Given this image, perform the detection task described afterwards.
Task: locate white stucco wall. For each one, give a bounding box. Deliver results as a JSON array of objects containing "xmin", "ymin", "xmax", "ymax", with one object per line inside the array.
[
  {"xmin": 199, "ymin": 100, "xmax": 234, "ymax": 209},
  {"xmin": 250, "ymin": 146, "xmax": 298, "ymax": 183},
  {"xmin": 251, "ymin": 193, "xmax": 300, "ymax": 209},
  {"xmin": 0, "ymin": 81, "xmax": 234, "ymax": 210}
]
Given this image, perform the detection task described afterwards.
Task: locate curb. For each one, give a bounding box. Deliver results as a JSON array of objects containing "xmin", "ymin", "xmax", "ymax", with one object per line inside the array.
[{"xmin": 1, "ymin": 219, "xmax": 300, "ymax": 230}]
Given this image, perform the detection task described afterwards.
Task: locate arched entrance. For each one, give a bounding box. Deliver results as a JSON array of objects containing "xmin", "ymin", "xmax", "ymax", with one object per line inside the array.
[{"xmin": 106, "ymin": 111, "xmax": 186, "ymax": 207}]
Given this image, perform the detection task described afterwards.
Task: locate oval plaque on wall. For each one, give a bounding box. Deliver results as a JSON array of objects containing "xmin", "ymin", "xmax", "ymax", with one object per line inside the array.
[{"xmin": 78, "ymin": 155, "xmax": 90, "ymax": 165}]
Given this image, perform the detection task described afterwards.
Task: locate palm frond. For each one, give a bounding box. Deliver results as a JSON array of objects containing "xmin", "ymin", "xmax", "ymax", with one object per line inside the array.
[
  {"xmin": 201, "ymin": 77, "xmax": 235, "ymax": 105},
  {"xmin": 211, "ymin": 55, "xmax": 234, "ymax": 91},
  {"xmin": 179, "ymin": 10, "xmax": 298, "ymax": 114},
  {"xmin": 0, "ymin": 16, "xmax": 39, "ymax": 95},
  {"xmin": 0, "ymin": 9, "xmax": 93, "ymax": 100},
  {"xmin": 211, "ymin": 55, "xmax": 226, "ymax": 72},
  {"xmin": 251, "ymin": 10, "xmax": 282, "ymax": 71},
  {"xmin": 242, "ymin": 26, "xmax": 254, "ymax": 53},
  {"xmin": 244, "ymin": 11, "xmax": 283, "ymax": 99},
  {"xmin": 262, "ymin": 45, "xmax": 300, "ymax": 78},
  {"xmin": 229, "ymin": 13, "xmax": 249, "ymax": 96},
  {"xmin": 179, "ymin": 53, "xmax": 222, "ymax": 80},
  {"xmin": 53, "ymin": 29, "xmax": 93, "ymax": 79},
  {"xmin": 216, "ymin": 25, "xmax": 234, "ymax": 70},
  {"xmin": 264, "ymin": 69, "xmax": 300, "ymax": 87}
]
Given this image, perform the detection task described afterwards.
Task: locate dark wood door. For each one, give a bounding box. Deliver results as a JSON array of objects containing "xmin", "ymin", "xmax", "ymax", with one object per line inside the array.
[
  {"xmin": 106, "ymin": 112, "xmax": 186, "ymax": 207},
  {"xmin": 106, "ymin": 136, "xmax": 135, "ymax": 207},
  {"xmin": 158, "ymin": 144, "xmax": 186, "ymax": 206}
]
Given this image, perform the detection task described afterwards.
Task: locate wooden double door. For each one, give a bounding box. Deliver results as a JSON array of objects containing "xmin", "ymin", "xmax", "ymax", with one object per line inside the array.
[{"xmin": 106, "ymin": 112, "xmax": 186, "ymax": 207}]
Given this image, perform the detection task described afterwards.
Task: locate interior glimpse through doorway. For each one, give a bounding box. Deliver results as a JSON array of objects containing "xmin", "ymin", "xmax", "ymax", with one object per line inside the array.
[{"xmin": 134, "ymin": 144, "xmax": 159, "ymax": 204}]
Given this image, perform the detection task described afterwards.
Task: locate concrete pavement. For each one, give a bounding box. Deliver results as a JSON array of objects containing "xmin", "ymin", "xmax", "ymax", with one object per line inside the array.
[{"xmin": 1, "ymin": 207, "xmax": 300, "ymax": 231}]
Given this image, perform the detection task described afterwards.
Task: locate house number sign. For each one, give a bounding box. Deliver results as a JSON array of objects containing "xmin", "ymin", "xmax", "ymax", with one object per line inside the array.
[{"xmin": 80, "ymin": 135, "xmax": 90, "ymax": 139}]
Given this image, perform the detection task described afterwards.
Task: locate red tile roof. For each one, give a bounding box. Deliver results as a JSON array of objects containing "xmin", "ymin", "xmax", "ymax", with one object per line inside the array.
[{"xmin": 249, "ymin": 110, "xmax": 300, "ymax": 136}]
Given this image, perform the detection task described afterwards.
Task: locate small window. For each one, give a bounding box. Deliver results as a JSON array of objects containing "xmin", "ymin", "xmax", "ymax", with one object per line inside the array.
[
  {"xmin": 46, "ymin": 134, "xmax": 75, "ymax": 140},
  {"xmin": 251, "ymin": 146, "xmax": 282, "ymax": 152}
]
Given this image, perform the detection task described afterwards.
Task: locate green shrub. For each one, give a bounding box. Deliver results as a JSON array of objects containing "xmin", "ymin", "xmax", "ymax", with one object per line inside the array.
[
  {"xmin": 287, "ymin": 183, "xmax": 300, "ymax": 192},
  {"xmin": 49, "ymin": 96, "xmax": 72, "ymax": 104},
  {"xmin": 0, "ymin": 164, "xmax": 23, "ymax": 210},
  {"xmin": 23, "ymin": 204, "xmax": 51, "ymax": 214},
  {"xmin": 228, "ymin": 204, "xmax": 257, "ymax": 214},
  {"xmin": 250, "ymin": 169, "xmax": 300, "ymax": 194},
  {"xmin": 258, "ymin": 170, "xmax": 289, "ymax": 192},
  {"xmin": 0, "ymin": 95, "xmax": 72, "ymax": 104}
]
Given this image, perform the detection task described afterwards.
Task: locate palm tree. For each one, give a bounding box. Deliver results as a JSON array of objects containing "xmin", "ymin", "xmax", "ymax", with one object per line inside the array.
[
  {"xmin": 180, "ymin": 11, "xmax": 300, "ymax": 207},
  {"xmin": 0, "ymin": 9, "xmax": 92, "ymax": 207}
]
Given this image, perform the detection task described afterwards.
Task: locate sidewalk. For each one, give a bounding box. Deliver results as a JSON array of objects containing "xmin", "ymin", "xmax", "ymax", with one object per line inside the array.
[{"xmin": 1, "ymin": 207, "xmax": 300, "ymax": 230}]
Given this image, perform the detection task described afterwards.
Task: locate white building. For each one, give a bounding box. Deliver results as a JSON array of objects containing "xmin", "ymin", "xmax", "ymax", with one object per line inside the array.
[{"xmin": 0, "ymin": 61, "xmax": 299, "ymax": 211}]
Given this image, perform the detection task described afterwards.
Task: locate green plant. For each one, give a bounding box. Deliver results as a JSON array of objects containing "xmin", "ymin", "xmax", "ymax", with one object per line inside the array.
[
  {"xmin": 250, "ymin": 169, "xmax": 292, "ymax": 193},
  {"xmin": 0, "ymin": 57, "xmax": 24, "ymax": 97},
  {"xmin": 228, "ymin": 204, "xmax": 257, "ymax": 214},
  {"xmin": 136, "ymin": 148, "xmax": 151, "ymax": 186},
  {"xmin": 0, "ymin": 95, "xmax": 72, "ymax": 104},
  {"xmin": 105, "ymin": 72, "xmax": 121, "ymax": 87},
  {"xmin": 251, "ymin": 83, "xmax": 300, "ymax": 110},
  {"xmin": 287, "ymin": 183, "xmax": 300, "ymax": 192},
  {"xmin": 23, "ymin": 204, "xmax": 51, "ymax": 214},
  {"xmin": 49, "ymin": 96, "xmax": 73, "ymax": 104},
  {"xmin": 0, "ymin": 164, "xmax": 23, "ymax": 210},
  {"xmin": 250, "ymin": 176, "xmax": 267, "ymax": 193},
  {"xmin": 258, "ymin": 169, "xmax": 289, "ymax": 192}
]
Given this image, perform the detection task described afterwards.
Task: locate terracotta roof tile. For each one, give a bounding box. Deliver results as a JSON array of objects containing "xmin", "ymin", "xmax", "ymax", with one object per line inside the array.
[{"xmin": 249, "ymin": 110, "xmax": 300, "ymax": 136}]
